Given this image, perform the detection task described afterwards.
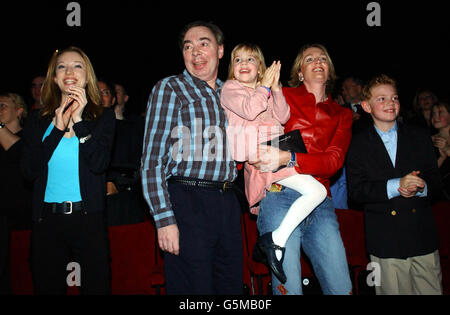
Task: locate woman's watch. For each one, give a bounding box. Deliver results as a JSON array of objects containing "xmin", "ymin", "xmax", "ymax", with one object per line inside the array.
[{"xmin": 287, "ymin": 151, "xmax": 296, "ymax": 168}]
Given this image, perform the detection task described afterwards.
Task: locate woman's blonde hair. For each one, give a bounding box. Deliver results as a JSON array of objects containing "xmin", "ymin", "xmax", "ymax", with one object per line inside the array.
[
  {"xmin": 288, "ymin": 43, "xmax": 336, "ymax": 94},
  {"xmin": 0, "ymin": 92, "xmax": 28, "ymax": 125},
  {"xmin": 227, "ymin": 43, "xmax": 267, "ymax": 82},
  {"xmin": 40, "ymin": 46, "xmax": 102, "ymax": 120}
]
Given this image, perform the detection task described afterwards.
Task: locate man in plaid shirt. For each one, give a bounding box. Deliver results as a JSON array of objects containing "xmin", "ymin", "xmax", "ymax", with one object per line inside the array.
[{"xmin": 141, "ymin": 21, "xmax": 242, "ymax": 294}]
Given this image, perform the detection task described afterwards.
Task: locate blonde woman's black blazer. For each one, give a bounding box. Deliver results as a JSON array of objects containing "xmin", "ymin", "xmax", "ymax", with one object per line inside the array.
[{"xmin": 20, "ymin": 108, "xmax": 116, "ymax": 222}]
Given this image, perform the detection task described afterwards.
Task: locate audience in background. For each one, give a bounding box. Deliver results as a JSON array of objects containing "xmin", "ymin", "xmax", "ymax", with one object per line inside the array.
[
  {"xmin": 329, "ymin": 167, "xmax": 349, "ymax": 209},
  {"xmin": 98, "ymin": 79, "xmax": 116, "ymax": 108},
  {"xmin": 341, "ymin": 76, "xmax": 372, "ymax": 134},
  {"xmin": 30, "ymin": 76, "xmax": 45, "ymax": 111},
  {"xmin": 0, "ymin": 92, "xmax": 31, "ymax": 294},
  {"xmin": 113, "ymin": 83, "xmax": 128, "ymax": 120},
  {"xmin": 431, "ymin": 101, "xmax": 450, "ymax": 200},
  {"xmin": 0, "ymin": 93, "xmax": 32, "ymax": 230},
  {"xmin": 408, "ymin": 88, "xmax": 439, "ymax": 132},
  {"xmin": 105, "ymin": 82, "xmax": 148, "ymax": 226},
  {"xmin": 331, "ymin": 77, "xmax": 372, "ymax": 210}
]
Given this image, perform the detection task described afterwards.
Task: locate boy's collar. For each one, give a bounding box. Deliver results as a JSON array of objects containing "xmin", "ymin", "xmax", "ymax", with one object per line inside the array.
[{"xmin": 374, "ymin": 121, "xmax": 398, "ymax": 135}]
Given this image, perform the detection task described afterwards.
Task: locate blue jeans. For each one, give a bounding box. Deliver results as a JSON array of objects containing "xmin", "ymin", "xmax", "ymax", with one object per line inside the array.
[{"xmin": 258, "ymin": 187, "xmax": 352, "ymax": 295}]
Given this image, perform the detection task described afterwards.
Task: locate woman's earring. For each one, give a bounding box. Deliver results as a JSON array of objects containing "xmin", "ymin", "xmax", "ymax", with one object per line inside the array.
[{"xmin": 299, "ymin": 75, "xmax": 304, "ymax": 82}]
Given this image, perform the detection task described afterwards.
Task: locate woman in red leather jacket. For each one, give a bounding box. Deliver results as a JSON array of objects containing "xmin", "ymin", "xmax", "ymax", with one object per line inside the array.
[{"xmin": 251, "ymin": 43, "xmax": 354, "ymax": 295}]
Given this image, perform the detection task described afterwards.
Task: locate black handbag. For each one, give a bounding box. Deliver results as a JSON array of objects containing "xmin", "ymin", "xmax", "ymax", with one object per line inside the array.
[{"xmin": 263, "ymin": 129, "xmax": 307, "ymax": 153}]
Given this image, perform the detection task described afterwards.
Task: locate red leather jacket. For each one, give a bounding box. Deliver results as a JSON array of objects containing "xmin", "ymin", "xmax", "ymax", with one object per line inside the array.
[{"xmin": 283, "ymin": 84, "xmax": 353, "ymax": 195}]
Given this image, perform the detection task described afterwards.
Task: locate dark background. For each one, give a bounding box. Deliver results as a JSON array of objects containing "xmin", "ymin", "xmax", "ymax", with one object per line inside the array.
[{"xmin": 1, "ymin": 0, "xmax": 449, "ymax": 114}]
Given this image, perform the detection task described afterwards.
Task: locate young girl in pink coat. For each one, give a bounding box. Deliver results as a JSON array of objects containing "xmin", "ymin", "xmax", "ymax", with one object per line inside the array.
[{"xmin": 221, "ymin": 43, "xmax": 327, "ymax": 284}]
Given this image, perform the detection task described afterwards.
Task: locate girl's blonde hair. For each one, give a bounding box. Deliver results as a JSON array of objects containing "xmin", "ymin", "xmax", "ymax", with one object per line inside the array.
[
  {"xmin": 40, "ymin": 46, "xmax": 102, "ymax": 120},
  {"xmin": 227, "ymin": 43, "xmax": 267, "ymax": 82},
  {"xmin": 288, "ymin": 43, "xmax": 336, "ymax": 94}
]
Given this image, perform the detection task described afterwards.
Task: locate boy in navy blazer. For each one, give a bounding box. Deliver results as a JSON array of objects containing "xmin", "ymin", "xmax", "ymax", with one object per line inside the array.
[{"xmin": 346, "ymin": 74, "xmax": 442, "ymax": 295}]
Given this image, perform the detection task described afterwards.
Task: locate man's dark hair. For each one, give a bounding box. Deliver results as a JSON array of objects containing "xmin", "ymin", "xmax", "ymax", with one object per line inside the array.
[
  {"xmin": 178, "ymin": 20, "xmax": 224, "ymax": 51},
  {"xmin": 97, "ymin": 78, "xmax": 117, "ymax": 105},
  {"xmin": 343, "ymin": 76, "xmax": 364, "ymax": 87}
]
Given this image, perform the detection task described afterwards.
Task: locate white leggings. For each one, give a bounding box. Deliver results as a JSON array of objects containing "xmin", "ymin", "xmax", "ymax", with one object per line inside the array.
[{"xmin": 272, "ymin": 174, "xmax": 327, "ymax": 248}]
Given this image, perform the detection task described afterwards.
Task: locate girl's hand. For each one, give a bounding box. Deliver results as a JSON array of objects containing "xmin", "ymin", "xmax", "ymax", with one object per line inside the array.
[
  {"xmin": 54, "ymin": 97, "xmax": 74, "ymax": 131},
  {"xmin": 260, "ymin": 61, "xmax": 277, "ymax": 89},
  {"xmin": 271, "ymin": 61, "xmax": 281, "ymax": 92},
  {"xmin": 68, "ymin": 86, "xmax": 88, "ymax": 123}
]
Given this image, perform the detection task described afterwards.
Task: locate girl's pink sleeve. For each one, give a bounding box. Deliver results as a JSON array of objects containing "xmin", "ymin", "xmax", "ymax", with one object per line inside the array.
[
  {"xmin": 271, "ymin": 90, "xmax": 290, "ymax": 124},
  {"xmin": 221, "ymin": 80, "xmax": 270, "ymax": 121}
]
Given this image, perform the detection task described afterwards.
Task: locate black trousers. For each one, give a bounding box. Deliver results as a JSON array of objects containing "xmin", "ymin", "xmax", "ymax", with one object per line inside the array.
[
  {"xmin": 165, "ymin": 182, "xmax": 243, "ymax": 295},
  {"xmin": 30, "ymin": 211, "xmax": 111, "ymax": 295}
]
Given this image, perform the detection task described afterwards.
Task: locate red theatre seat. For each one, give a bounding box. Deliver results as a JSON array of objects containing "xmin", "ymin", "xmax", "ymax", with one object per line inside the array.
[
  {"xmin": 108, "ymin": 220, "xmax": 164, "ymax": 294},
  {"xmin": 9, "ymin": 230, "xmax": 33, "ymax": 295},
  {"xmin": 335, "ymin": 209, "xmax": 369, "ymax": 295},
  {"xmin": 9, "ymin": 202, "xmax": 449, "ymax": 295},
  {"xmin": 433, "ymin": 201, "xmax": 450, "ymax": 295},
  {"xmin": 9, "ymin": 219, "xmax": 165, "ymax": 295},
  {"xmin": 241, "ymin": 211, "xmax": 271, "ymax": 295}
]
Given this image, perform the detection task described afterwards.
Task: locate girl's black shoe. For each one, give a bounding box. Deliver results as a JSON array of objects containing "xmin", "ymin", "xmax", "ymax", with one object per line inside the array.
[{"xmin": 255, "ymin": 232, "xmax": 287, "ymax": 284}]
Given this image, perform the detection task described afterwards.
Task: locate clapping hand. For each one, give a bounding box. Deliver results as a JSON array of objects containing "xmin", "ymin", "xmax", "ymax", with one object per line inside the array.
[
  {"xmin": 432, "ymin": 134, "xmax": 449, "ymax": 158},
  {"xmin": 54, "ymin": 87, "xmax": 88, "ymax": 132},
  {"xmin": 54, "ymin": 97, "xmax": 75, "ymax": 132},
  {"xmin": 398, "ymin": 171, "xmax": 425, "ymax": 198},
  {"xmin": 260, "ymin": 61, "xmax": 282, "ymax": 92},
  {"xmin": 67, "ymin": 86, "xmax": 87, "ymax": 124}
]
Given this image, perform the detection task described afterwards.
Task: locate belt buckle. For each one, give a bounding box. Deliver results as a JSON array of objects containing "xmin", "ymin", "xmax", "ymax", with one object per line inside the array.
[
  {"xmin": 223, "ymin": 181, "xmax": 229, "ymax": 191},
  {"xmin": 63, "ymin": 201, "xmax": 73, "ymax": 214}
]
